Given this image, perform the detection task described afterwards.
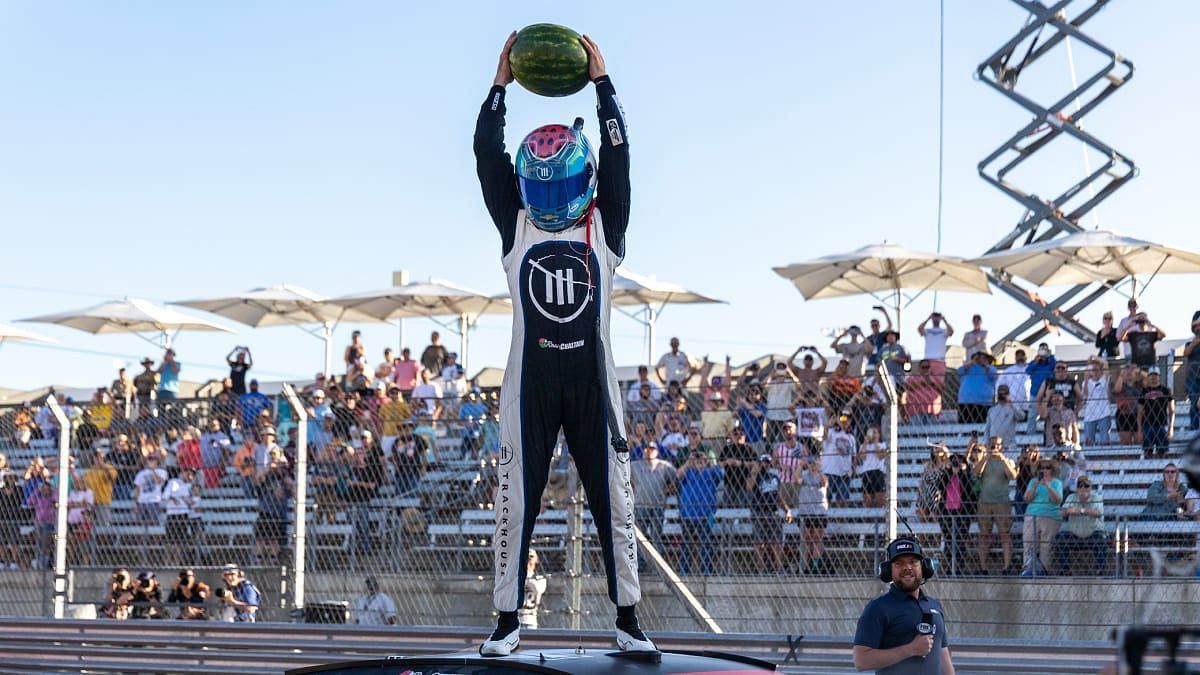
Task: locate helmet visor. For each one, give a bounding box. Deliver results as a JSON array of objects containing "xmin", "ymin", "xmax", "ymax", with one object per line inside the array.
[{"xmin": 519, "ymin": 171, "xmax": 589, "ymax": 211}]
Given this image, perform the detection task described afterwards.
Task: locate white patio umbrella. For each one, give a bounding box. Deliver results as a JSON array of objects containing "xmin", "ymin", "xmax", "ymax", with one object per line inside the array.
[
  {"xmin": 0, "ymin": 322, "xmax": 57, "ymax": 348},
  {"xmin": 171, "ymin": 284, "xmax": 384, "ymax": 376},
  {"xmin": 969, "ymin": 229, "xmax": 1200, "ymax": 291},
  {"xmin": 322, "ymin": 279, "xmax": 513, "ymax": 373},
  {"xmin": 20, "ymin": 297, "xmax": 232, "ymax": 348},
  {"xmin": 610, "ymin": 268, "xmax": 725, "ymax": 365},
  {"xmin": 773, "ymin": 243, "xmax": 991, "ymax": 331}
]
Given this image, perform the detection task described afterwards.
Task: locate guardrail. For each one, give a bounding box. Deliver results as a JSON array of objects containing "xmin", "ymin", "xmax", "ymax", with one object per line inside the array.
[{"xmin": 0, "ymin": 617, "xmax": 1192, "ymax": 674}]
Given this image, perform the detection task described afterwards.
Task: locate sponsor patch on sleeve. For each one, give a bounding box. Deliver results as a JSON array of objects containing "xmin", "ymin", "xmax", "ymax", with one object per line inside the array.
[
  {"xmin": 605, "ymin": 118, "xmax": 624, "ymax": 146},
  {"xmin": 490, "ymin": 92, "xmax": 501, "ymax": 111}
]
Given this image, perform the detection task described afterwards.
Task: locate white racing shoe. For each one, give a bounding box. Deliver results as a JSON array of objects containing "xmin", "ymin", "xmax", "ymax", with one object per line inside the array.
[
  {"xmin": 615, "ymin": 622, "xmax": 658, "ymax": 652},
  {"xmin": 479, "ymin": 613, "xmax": 520, "ymax": 657}
]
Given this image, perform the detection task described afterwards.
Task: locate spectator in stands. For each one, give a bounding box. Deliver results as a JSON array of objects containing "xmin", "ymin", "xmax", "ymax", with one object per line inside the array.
[
  {"xmin": 763, "ymin": 361, "xmax": 800, "ymax": 444},
  {"xmin": 626, "ymin": 383, "xmax": 659, "ymax": 435},
  {"xmin": 237, "ymin": 379, "xmax": 272, "ymax": 432},
  {"xmin": 676, "ymin": 426, "xmax": 717, "ymax": 466},
  {"xmin": 787, "ymin": 346, "xmax": 826, "ymax": 401},
  {"xmin": 957, "ymin": 351, "xmax": 998, "ymax": 425},
  {"xmin": 794, "ymin": 455, "xmax": 830, "ymax": 574},
  {"xmin": 984, "ymin": 385, "xmax": 1020, "ymax": 453},
  {"xmin": 379, "ymin": 386, "xmax": 414, "ymax": 460},
  {"xmin": 0, "ymin": 469, "xmax": 24, "ymax": 569},
  {"xmin": 411, "ymin": 370, "xmax": 443, "ymax": 422},
  {"xmin": 1079, "ymin": 356, "xmax": 1112, "ymax": 447},
  {"xmin": 656, "ymin": 337, "xmax": 699, "ymax": 386},
  {"xmin": 718, "ymin": 426, "xmax": 756, "ymax": 507},
  {"xmin": 217, "ymin": 564, "xmax": 260, "ymax": 622},
  {"xmin": 626, "ymin": 421, "xmax": 654, "ymax": 461},
  {"xmin": 736, "ymin": 384, "xmax": 768, "ymax": 451},
  {"xmin": 344, "ymin": 330, "xmax": 367, "ymax": 378},
  {"xmin": 133, "ymin": 358, "xmax": 158, "ymax": 411},
  {"xmin": 111, "ymin": 367, "xmax": 134, "ymax": 415},
  {"xmin": 877, "ymin": 331, "xmax": 910, "ymax": 387},
  {"xmin": 998, "ymin": 349, "xmax": 1033, "ymax": 430},
  {"xmin": 374, "ymin": 347, "xmax": 396, "ymax": 383},
  {"xmin": 1049, "ymin": 425, "xmax": 1085, "ymax": 496},
  {"xmin": 1186, "ymin": 312, "xmax": 1200, "ymax": 432},
  {"xmin": 352, "ymin": 576, "xmax": 398, "ymax": 625},
  {"xmin": 1116, "ymin": 298, "xmax": 1141, "ymax": 358},
  {"xmin": 518, "ymin": 554, "xmax": 547, "ymax": 630},
  {"xmin": 175, "ymin": 426, "xmax": 202, "ymax": 474},
  {"xmin": 917, "ymin": 311, "xmax": 954, "ymax": 382},
  {"xmin": 676, "ymin": 451, "xmax": 722, "ymax": 575},
  {"xmin": 1052, "ymin": 476, "xmax": 1106, "ymax": 575},
  {"xmin": 865, "ymin": 306, "xmax": 893, "ymax": 368},
  {"xmin": 83, "ymin": 450, "xmax": 117, "ymax": 526},
  {"xmin": 391, "ymin": 420, "xmax": 427, "ymax": 495},
  {"xmin": 21, "ymin": 477, "xmax": 49, "ymax": 568},
  {"xmin": 350, "ymin": 437, "xmax": 383, "ymax": 552},
  {"xmin": 101, "ymin": 568, "xmax": 134, "ymax": 620},
  {"xmin": 441, "ymin": 352, "xmax": 468, "ymax": 401},
  {"xmin": 730, "ymin": 361, "xmax": 765, "ymax": 402},
  {"xmin": 772, "ymin": 421, "xmax": 806, "ymax": 487},
  {"xmin": 857, "ymin": 428, "xmax": 888, "ymax": 508},
  {"xmin": 1143, "ymin": 463, "xmax": 1188, "ymax": 519},
  {"xmin": 231, "ymin": 435, "xmax": 258, "ymax": 498},
  {"xmin": 1026, "ymin": 344, "xmax": 1057, "ymax": 431},
  {"xmin": 962, "ymin": 314, "xmax": 989, "ymax": 360},
  {"xmin": 973, "ymin": 436, "xmax": 1017, "ymax": 575},
  {"xmin": 655, "ymin": 415, "xmax": 686, "ymax": 463},
  {"xmin": 916, "ymin": 443, "xmax": 950, "ymax": 523},
  {"xmin": 822, "ymin": 413, "xmax": 857, "ymax": 507},
  {"xmin": 903, "ymin": 359, "xmax": 942, "ymax": 426},
  {"xmin": 626, "ymin": 365, "xmax": 662, "ymax": 403},
  {"xmin": 1112, "ymin": 364, "xmax": 1144, "ymax": 446},
  {"xmin": 210, "ymin": 388, "xmax": 237, "ymax": 434},
  {"xmin": 254, "ymin": 462, "xmax": 291, "ymax": 566},
  {"xmin": 630, "ymin": 441, "xmax": 675, "ymax": 556},
  {"xmin": 198, "ymin": 419, "xmax": 231, "ymax": 490},
  {"xmin": 129, "ymin": 571, "xmax": 166, "ymax": 619},
  {"xmin": 832, "ymin": 325, "xmax": 873, "ymax": 377},
  {"xmin": 1043, "ymin": 393, "xmax": 1080, "ymax": 448},
  {"xmin": 1095, "ymin": 312, "xmax": 1120, "ymax": 359},
  {"xmin": 1014, "ymin": 444, "xmax": 1040, "ymax": 519},
  {"xmin": 63, "ymin": 467, "xmax": 93, "ymax": 562},
  {"xmin": 699, "ymin": 391, "xmax": 734, "ymax": 445},
  {"xmin": 225, "ymin": 346, "xmax": 252, "ymax": 396},
  {"xmin": 747, "ymin": 453, "xmax": 790, "ymax": 573},
  {"xmin": 168, "ymin": 569, "xmax": 211, "ymax": 620},
  {"xmin": 163, "ymin": 466, "xmax": 197, "ymax": 565},
  {"xmin": 107, "ymin": 434, "xmax": 140, "ymax": 501},
  {"xmin": 420, "ymin": 331, "xmax": 448, "ymax": 377},
  {"xmin": 1120, "ymin": 310, "xmax": 1166, "ymax": 369},
  {"xmin": 156, "ymin": 348, "xmax": 181, "ymax": 403},
  {"xmin": 794, "ymin": 392, "xmax": 825, "ymax": 456},
  {"xmin": 10, "ymin": 404, "xmax": 34, "ymax": 448},
  {"xmin": 1021, "ymin": 458, "xmax": 1063, "ymax": 576},
  {"xmin": 700, "ymin": 356, "xmax": 732, "ymax": 404},
  {"xmin": 1138, "ymin": 368, "xmax": 1175, "ymax": 459},
  {"xmin": 826, "ymin": 358, "xmax": 862, "ymax": 415},
  {"xmin": 132, "ymin": 455, "xmax": 167, "ymax": 525},
  {"xmin": 938, "ymin": 453, "xmax": 975, "ymax": 575}
]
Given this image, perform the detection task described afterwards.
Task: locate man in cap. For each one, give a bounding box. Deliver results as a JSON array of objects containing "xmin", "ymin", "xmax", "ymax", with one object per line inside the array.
[
  {"xmin": 1139, "ymin": 368, "xmax": 1175, "ymax": 459},
  {"xmin": 1183, "ymin": 311, "xmax": 1200, "ymax": 432},
  {"xmin": 168, "ymin": 568, "xmax": 211, "ymax": 620},
  {"xmin": 130, "ymin": 571, "xmax": 165, "ymax": 619},
  {"xmin": 132, "ymin": 358, "xmax": 158, "ymax": 411},
  {"xmin": 238, "ymin": 379, "xmax": 272, "ymax": 432},
  {"xmin": 917, "ymin": 311, "xmax": 955, "ymax": 382},
  {"xmin": 217, "ymin": 563, "xmax": 260, "ymax": 622},
  {"xmin": 854, "ymin": 538, "xmax": 954, "ymax": 673},
  {"xmin": 353, "ymin": 576, "xmax": 398, "ymax": 625},
  {"xmin": 157, "ymin": 348, "xmax": 181, "ymax": 403}
]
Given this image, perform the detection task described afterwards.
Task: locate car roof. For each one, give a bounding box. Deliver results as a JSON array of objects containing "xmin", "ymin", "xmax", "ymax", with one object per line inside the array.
[{"xmin": 286, "ymin": 648, "xmax": 777, "ymax": 674}]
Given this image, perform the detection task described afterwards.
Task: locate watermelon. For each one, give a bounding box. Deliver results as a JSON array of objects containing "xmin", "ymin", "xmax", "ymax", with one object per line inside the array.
[{"xmin": 509, "ymin": 24, "xmax": 589, "ymax": 98}]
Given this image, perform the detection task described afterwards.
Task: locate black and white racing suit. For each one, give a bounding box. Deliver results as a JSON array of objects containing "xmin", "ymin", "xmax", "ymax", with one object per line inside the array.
[{"xmin": 473, "ymin": 76, "xmax": 639, "ymax": 613}]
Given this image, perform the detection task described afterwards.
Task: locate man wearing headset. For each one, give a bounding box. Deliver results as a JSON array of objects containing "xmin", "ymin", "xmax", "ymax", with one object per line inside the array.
[{"xmin": 853, "ymin": 538, "xmax": 955, "ymax": 674}]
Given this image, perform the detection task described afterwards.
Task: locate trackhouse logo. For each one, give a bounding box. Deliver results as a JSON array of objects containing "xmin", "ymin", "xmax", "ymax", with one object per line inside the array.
[{"xmin": 524, "ymin": 252, "xmax": 593, "ymax": 324}]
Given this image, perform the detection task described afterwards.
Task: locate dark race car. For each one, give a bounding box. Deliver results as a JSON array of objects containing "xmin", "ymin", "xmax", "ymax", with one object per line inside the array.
[{"xmin": 287, "ymin": 648, "xmax": 777, "ymax": 674}]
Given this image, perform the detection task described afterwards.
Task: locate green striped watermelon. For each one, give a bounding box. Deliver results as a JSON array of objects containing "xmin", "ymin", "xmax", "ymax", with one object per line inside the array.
[{"xmin": 509, "ymin": 24, "xmax": 589, "ymax": 97}]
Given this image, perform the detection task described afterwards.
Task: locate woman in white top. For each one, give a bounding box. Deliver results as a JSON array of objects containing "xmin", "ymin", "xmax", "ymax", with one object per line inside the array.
[
  {"xmin": 857, "ymin": 428, "xmax": 889, "ymax": 508},
  {"xmin": 764, "ymin": 361, "xmax": 800, "ymax": 445},
  {"xmin": 793, "ymin": 457, "xmax": 830, "ymax": 574},
  {"xmin": 1079, "ymin": 356, "xmax": 1111, "ymax": 447},
  {"xmin": 66, "ymin": 471, "xmax": 94, "ymax": 563}
]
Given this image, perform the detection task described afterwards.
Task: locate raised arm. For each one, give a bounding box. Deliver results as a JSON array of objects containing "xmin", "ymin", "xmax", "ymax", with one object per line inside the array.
[
  {"xmin": 582, "ymin": 35, "xmax": 630, "ymax": 258},
  {"xmin": 473, "ymin": 31, "xmax": 523, "ymax": 255}
]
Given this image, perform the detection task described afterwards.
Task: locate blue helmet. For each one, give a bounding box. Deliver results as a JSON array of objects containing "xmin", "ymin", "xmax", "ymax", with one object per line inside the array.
[{"xmin": 515, "ymin": 118, "xmax": 597, "ymax": 232}]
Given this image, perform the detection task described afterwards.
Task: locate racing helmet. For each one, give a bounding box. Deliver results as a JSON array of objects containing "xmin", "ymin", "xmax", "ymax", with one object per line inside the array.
[{"xmin": 515, "ymin": 117, "xmax": 597, "ymax": 232}]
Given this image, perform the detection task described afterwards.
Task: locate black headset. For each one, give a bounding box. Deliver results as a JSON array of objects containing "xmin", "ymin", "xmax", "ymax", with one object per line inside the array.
[{"xmin": 878, "ymin": 537, "xmax": 935, "ymax": 583}]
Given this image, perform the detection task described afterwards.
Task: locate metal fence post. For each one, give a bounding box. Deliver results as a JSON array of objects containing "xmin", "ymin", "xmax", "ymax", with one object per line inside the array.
[
  {"xmin": 281, "ymin": 384, "xmax": 309, "ymax": 613},
  {"xmin": 876, "ymin": 364, "xmax": 899, "ymax": 543},
  {"xmin": 45, "ymin": 395, "xmax": 70, "ymax": 619},
  {"xmin": 567, "ymin": 468, "xmax": 582, "ymax": 631}
]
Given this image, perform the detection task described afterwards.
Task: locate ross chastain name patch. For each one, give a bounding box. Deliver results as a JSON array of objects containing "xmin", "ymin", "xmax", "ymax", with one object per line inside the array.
[{"xmin": 538, "ymin": 337, "xmax": 585, "ymax": 350}]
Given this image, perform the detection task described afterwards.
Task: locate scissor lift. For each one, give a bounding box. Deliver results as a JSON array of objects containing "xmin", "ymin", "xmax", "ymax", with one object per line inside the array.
[{"xmin": 977, "ymin": 0, "xmax": 1136, "ymax": 345}]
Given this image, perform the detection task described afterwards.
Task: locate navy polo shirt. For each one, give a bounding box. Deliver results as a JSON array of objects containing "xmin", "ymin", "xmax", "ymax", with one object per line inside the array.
[{"xmin": 854, "ymin": 584, "xmax": 948, "ymax": 675}]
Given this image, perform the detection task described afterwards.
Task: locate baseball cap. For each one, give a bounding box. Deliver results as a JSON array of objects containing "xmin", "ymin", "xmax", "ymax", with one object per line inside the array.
[
  {"xmin": 137, "ymin": 571, "xmax": 156, "ymax": 582},
  {"xmin": 885, "ymin": 538, "xmax": 923, "ymax": 564},
  {"xmin": 758, "ymin": 453, "xmax": 772, "ymax": 462},
  {"xmin": 311, "ymin": 388, "xmax": 325, "ymax": 398},
  {"xmin": 222, "ymin": 563, "xmax": 239, "ymax": 574},
  {"xmin": 1147, "ymin": 367, "xmax": 1161, "ymax": 375}
]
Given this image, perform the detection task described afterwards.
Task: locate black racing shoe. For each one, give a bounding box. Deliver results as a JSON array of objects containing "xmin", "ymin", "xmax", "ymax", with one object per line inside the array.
[{"xmin": 479, "ymin": 612, "xmax": 520, "ymax": 657}]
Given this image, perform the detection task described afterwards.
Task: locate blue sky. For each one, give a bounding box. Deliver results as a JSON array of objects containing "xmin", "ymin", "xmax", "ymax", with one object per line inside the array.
[{"xmin": 1, "ymin": 1, "xmax": 1197, "ymax": 393}]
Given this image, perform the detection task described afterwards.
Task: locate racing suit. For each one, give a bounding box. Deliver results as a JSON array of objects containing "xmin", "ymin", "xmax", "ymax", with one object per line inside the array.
[{"xmin": 473, "ymin": 76, "xmax": 639, "ymax": 613}]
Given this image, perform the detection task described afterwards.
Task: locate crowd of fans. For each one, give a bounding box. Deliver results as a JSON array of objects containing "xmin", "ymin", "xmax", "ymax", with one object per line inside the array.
[{"xmin": 0, "ymin": 306, "xmax": 1195, "ymax": 578}]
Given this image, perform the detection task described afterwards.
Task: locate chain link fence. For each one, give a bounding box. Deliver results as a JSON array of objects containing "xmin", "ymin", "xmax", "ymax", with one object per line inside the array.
[{"xmin": 0, "ymin": 355, "xmax": 1196, "ymax": 640}]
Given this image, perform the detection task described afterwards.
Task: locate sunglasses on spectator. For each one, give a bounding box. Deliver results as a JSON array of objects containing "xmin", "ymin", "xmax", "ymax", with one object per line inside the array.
[
  {"xmin": 1078, "ymin": 482, "xmax": 1091, "ymax": 488},
  {"xmin": 1055, "ymin": 366, "xmax": 1067, "ymax": 371},
  {"xmin": 1165, "ymin": 469, "xmax": 1178, "ymax": 474}
]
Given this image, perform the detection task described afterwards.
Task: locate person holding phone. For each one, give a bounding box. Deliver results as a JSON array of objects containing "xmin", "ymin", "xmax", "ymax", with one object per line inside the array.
[{"xmin": 1021, "ymin": 458, "xmax": 1063, "ymax": 576}]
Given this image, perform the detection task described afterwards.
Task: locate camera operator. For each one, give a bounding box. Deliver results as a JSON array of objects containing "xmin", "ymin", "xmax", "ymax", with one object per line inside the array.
[
  {"xmin": 216, "ymin": 563, "xmax": 260, "ymax": 622},
  {"xmin": 130, "ymin": 571, "xmax": 166, "ymax": 619},
  {"xmin": 167, "ymin": 568, "xmax": 211, "ymax": 620},
  {"xmin": 101, "ymin": 568, "xmax": 134, "ymax": 620}
]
